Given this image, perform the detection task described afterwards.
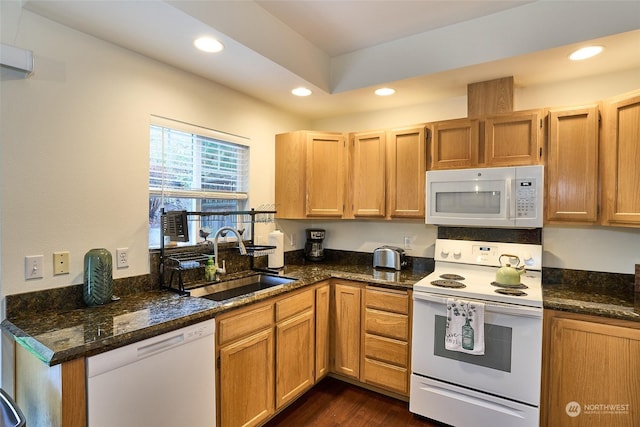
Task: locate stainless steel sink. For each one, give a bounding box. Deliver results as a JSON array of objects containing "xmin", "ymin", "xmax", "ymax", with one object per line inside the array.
[{"xmin": 188, "ymin": 273, "xmax": 296, "ymax": 302}]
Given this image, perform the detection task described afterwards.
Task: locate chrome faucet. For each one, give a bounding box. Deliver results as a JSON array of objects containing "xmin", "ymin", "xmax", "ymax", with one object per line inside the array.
[{"xmin": 213, "ymin": 227, "xmax": 247, "ymax": 275}]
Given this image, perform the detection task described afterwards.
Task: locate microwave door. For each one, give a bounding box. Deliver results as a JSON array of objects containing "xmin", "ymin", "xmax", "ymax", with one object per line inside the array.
[{"xmin": 427, "ymin": 179, "xmax": 511, "ymax": 226}]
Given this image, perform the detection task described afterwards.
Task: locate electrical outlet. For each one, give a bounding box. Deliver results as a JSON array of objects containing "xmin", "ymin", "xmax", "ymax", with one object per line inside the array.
[
  {"xmin": 404, "ymin": 236, "xmax": 412, "ymax": 250},
  {"xmin": 116, "ymin": 247, "xmax": 129, "ymax": 268},
  {"xmin": 25, "ymin": 255, "xmax": 44, "ymax": 280},
  {"xmin": 53, "ymin": 251, "xmax": 70, "ymax": 275}
]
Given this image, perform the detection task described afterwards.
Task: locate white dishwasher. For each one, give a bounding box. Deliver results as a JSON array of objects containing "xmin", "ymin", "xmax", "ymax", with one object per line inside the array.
[{"xmin": 87, "ymin": 319, "xmax": 216, "ymax": 427}]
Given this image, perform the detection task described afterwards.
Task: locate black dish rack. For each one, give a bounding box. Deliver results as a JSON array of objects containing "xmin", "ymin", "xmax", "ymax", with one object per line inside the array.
[{"xmin": 159, "ymin": 208, "xmax": 277, "ymax": 293}]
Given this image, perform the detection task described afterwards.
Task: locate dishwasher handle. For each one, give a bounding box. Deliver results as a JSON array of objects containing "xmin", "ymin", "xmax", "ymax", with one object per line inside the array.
[
  {"xmin": 137, "ymin": 334, "xmax": 184, "ymax": 358},
  {"xmin": 87, "ymin": 319, "xmax": 215, "ymax": 378}
]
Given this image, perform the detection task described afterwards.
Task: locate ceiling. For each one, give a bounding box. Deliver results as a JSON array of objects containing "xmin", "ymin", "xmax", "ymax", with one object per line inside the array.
[{"xmin": 22, "ymin": 0, "xmax": 640, "ymax": 120}]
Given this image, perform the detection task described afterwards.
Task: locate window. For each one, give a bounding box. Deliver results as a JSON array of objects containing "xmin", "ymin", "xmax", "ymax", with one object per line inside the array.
[{"xmin": 149, "ymin": 117, "xmax": 249, "ymax": 247}]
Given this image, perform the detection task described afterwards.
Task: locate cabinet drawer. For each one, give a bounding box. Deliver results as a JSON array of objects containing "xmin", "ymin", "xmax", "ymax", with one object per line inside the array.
[
  {"xmin": 276, "ymin": 288, "xmax": 314, "ymax": 322},
  {"xmin": 364, "ymin": 333, "xmax": 408, "ymax": 367},
  {"xmin": 365, "ymin": 287, "xmax": 408, "ymax": 314},
  {"xmin": 363, "ymin": 358, "xmax": 408, "ymax": 395},
  {"xmin": 218, "ymin": 304, "xmax": 274, "ymax": 346},
  {"xmin": 365, "ymin": 308, "xmax": 408, "ymax": 340}
]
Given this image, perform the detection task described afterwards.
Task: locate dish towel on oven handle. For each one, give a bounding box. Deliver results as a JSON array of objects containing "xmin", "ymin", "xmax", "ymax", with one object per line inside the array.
[{"xmin": 445, "ymin": 298, "xmax": 485, "ymax": 355}]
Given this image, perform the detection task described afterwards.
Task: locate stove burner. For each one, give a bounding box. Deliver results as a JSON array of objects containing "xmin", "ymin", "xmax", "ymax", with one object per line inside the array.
[
  {"xmin": 431, "ymin": 280, "xmax": 466, "ymax": 289},
  {"xmin": 490, "ymin": 281, "xmax": 528, "ymax": 290},
  {"xmin": 495, "ymin": 288, "xmax": 528, "ymax": 296},
  {"xmin": 439, "ymin": 273, "xmax": 465, "ymax": 281}
]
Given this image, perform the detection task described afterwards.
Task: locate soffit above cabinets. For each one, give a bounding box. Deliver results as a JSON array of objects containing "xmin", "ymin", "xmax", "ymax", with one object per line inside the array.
[{"xmin": 20, "ymin": 1, "xmax": 640, "ymax": 119}]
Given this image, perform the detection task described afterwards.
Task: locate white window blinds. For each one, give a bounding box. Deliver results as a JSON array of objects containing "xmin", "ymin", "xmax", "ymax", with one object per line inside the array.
[{"xmin": 149, "ymin": 118, "xmax": 249, "ymax": 201}]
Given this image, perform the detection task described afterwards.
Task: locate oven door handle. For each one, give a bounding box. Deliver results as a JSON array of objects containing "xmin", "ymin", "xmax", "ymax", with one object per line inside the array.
[{"xmin": 413, "ymin": 292, "xmax": 543, "ymax": 318}]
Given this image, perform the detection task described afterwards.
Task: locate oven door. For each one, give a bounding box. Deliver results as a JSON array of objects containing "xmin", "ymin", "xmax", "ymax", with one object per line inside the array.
[{"xmin": 411, "ymin": 292, "xmax": 542, "ymax": 406}]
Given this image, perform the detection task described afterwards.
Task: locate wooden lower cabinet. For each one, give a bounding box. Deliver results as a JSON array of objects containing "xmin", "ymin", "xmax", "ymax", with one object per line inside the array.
[
  {"xmin": 542, "ymin": 310, "xmax": 640, "ymax": 427},
  {"xmin": 275, "ymin": 289, "xmax": 316, "ymax": 410},
  {"xmin": 217, "ymin": 287, "xmax": 319, "ymax": 427},
  {"xmin": 219, "ymin": 329, "xmax": 275, "ymax": 427},
  {"xmin": 330, "ymin": 282, "xmax": 412, "ymax": 397},
  {"xmin": 315, "ymin": 282, "xmax": 331, "ymax": 380},
  {"xmin": 332, "ymin": 282, "xmax": 362, "ymax": 379},
  {"xmin": 217, "ymin": 280, "xmax": 414, "ymax": 425},
  {"xmin": 218, "ymin": 302, "xmax": 275, "ymax": 427},
  {"xmin": 361, "ymin": 286, "xmax": 411, "ymax": 395}
]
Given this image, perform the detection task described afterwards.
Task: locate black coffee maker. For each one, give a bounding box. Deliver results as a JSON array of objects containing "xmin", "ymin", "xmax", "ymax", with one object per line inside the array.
[{"xmin": 304, "ymin": 228, "xmax": 325, "ymax": 261}]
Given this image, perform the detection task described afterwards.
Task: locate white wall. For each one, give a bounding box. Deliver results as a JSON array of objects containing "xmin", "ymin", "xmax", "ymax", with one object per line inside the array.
[
  {"xmin": 2, "ymin": 3, "xmax": 639, "ymax": 308},
  {"xmin": 0, "ymin": 5, "xmax": 308, "ymax": 297},
  {"xmin": 307, "ymin": 70, "xmax": 640, "ymax": 275}
]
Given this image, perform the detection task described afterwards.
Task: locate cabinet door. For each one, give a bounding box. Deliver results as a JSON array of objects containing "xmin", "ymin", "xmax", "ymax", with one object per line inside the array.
[
  {"xmin": 350, "ymin": 131, "xmax": 386, "ymax": 218},
  {"xmin": 484, "ymin": 111, "xmax": 542, "ymax": 166},
  {"xmin": 332, "ymin": 283, "xmax": 361, "ymax": 379},
  {"xmin": 386, "ymin": 126, "xmax": 427, "ymax": 218},
  {"xmin": 547, "ymin": 105, "xmax": 599, "ymax": 223},
  {"xmin": 601, "ymin": 92, "xmax": 640, "ymax": 226},
  {"xmin": 315, "ymin": 283, "xmax": 330, "ymax": 380},
  {"xmin": 275, "ymin": 309, "xmax": 315, "ymax": 409},
  {"xmin": 546, "ymin": 316, "xmax": 640, "ymax": 427},
  {"xmin": 275, "ymin": 131, "xmax": 306, "ymax": 219},
  {"xmin": 219, "ymin": 329, "xmax": 275, "ymax": 427},
  {"xmin": 429, "ymin": 118, "xmax": 479, "ymax": 169},
  {"xmin": 306, "ymin": 132, "xmax": 346, "ymax": 217}
]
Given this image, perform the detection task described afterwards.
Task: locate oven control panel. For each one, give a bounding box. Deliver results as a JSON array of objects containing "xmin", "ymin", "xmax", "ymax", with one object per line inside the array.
[{"xmin": 435, "ymin": 239, "xmax": 542, "ymax": 271}]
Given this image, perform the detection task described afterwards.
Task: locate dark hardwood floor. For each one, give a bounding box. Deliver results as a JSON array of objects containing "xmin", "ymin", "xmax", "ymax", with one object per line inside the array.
[{"xmin": 264, "ymin": 377, "xmax": 446, "ymax": 427}]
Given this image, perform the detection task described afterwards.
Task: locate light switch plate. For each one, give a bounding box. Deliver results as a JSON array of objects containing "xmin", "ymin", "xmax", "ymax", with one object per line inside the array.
[{"xmin": 25, "ymin": 255, "xmax": 44, "ymax": 280}]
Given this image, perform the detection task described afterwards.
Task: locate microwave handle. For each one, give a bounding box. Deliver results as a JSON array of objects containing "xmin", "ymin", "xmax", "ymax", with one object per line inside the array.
[{"xmin": 505, "ymin": 178, "xmax": 513, "ymax": 219}]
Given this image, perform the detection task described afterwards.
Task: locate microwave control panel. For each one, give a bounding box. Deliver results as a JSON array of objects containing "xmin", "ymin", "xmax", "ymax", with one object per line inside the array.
[{"xmin": 515, "ymin": 178, "xmax": 537, "ymax": 218}]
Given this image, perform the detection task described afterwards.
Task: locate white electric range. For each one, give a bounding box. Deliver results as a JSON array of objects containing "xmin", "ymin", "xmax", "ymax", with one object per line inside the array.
[{"xmin": 410, "ymin": 239, "xmax": 544, "ymax": 427}]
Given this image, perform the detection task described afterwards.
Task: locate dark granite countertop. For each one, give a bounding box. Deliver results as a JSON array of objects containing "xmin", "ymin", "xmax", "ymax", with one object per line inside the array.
[
  {"xmin": 542, "ymin": 266, "xmax": 638, "ymax": 322},
  {"xmin": 3, "ymin": 259, "xmax": 637, "ymax": 367},
  {"xmin": 543, "ymin": 283, "xmax": 639, "ymax": 322},
  {"xmin": 1, "ymin": 262, "xmax": 428, "ymax": 366}
]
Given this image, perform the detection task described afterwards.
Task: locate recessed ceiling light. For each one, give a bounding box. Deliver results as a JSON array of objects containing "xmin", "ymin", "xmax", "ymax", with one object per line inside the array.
[
  {"xmin": 375, "ymin": 87, "xmax": 396, "ymax": 96},
  {"xmin": 194, "ymin": 37, "xmax": 224, "ymax": 53},
  {"xmin": 292, "ymin": 87, "xmax": 312, "ymax": 97},
  {"xmin": 569, "ymin": 45, "xmax": 603, "ymax": 61}
]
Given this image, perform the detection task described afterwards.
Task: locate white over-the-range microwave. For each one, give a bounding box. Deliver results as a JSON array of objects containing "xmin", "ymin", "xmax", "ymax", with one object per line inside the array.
[{"xmin": 426, "ymin": 165, "xmax": 544, "ymax": 228}]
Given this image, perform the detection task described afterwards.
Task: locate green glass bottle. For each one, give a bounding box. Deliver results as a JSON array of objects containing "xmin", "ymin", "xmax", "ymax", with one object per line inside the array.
[
  {"xmin": 83, "ymin": 248, "xmax": 113, "ymax": 306},
  {"xmin": 462, "ymin": 317, "xmax": 474, "ymax": 350}
]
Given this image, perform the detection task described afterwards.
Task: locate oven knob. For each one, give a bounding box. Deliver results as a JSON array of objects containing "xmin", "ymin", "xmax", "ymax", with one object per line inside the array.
[
  {"xmin": 440, "ymin": 250, "xmax": 449, "ymax": 258},
  {"xmin": 523, "ymin": 253, "xmax": 535, "ymax": 266},
  {"xmin": 453, "ymin": 250, "xmax": 462, "ymax": 259}
]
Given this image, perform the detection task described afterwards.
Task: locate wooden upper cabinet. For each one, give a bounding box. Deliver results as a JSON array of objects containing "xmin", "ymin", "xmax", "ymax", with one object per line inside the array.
[
  {"xmin": 601, "ymin": 90, "xmax": 640, "ymax": 227},
  {"xmin": 386, "ymin": 126, "xmax": 427, "ymax": 218},
  {"xmin": 484, "ymin": 110, "xmax": 543, "ymax": 166},
  {"xmin": 275, "ymin": 131, "xmax": 346, "ymax": 219},
  {"xmin": 547, "ymin": 105, "xmax": 600, "ymax": 223},
  {"xmin": 306, "ymin": 133, "xmax": 347, "ymax": 217},
  {"xmin": 349, "ymin": 130, "xmax": 386, "ymax": 218},
  {"xmin": 429, "ymin": 118, "xmax": 479, "ymax": 170}
]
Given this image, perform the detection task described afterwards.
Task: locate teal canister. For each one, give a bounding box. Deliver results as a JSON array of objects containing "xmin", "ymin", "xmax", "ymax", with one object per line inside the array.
[{"xmin": 83, "ymin": 248, "xmax": 113, "ymax": 306}]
